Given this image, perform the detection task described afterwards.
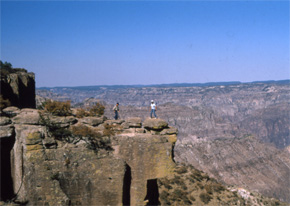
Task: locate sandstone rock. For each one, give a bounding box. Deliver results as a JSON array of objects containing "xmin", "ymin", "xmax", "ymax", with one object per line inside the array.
[
  {"xmin": 79, "ymin": 116, "xmax": 104, "ymax": 126},
  {"xmin": 11, "ymin": 125, "xmax": 47, "ymax": 202},
  {"xmin": 166, "ymin": 134, "xmax": 178, "ymax": 143},
  {"xmin": 0, "ymin": 116, "xmax": 11, "ymax": 126},
  {"xmin": 7, "ymin": 117, "xmax": 177, "ymax": 205},
  {"xmin": 49, "ymin": 116, "xmax": 77, "ymax": 127},
  {"xmin": 12, "ymin": 109, "xmax": 41, "ymax": 125},
  {"xmin": 143, "ymin": 118, "xmax": 168, "ymax": 130},
  {"xmin": 25, "ymin": 131, "xmax": 43, "ymax": 145},
  {"xmin": 2, "ymin": 106, "xmax": 21, "ymax": 117},
  {"xmin": 105, "ymin": 119, "xmax": 125, "ymax": 125},
  {"xmin": 136, "ymin": 128, "xmax": 145, "ymax": 133},
  {"xmin": 0, "ymin": 125, "xmax": 14, "ymax": 138},
  {"xmin": 124, "ymin": 117, "xmax": 142, "ymax": 128},
  {"xmin": 160, "ymin": 127, "xmax": 178, "ymax": 135},
  {"xmin": 26, "ymin": 144, "xmax": 43, "ymax": 151},
  {"xmin": 113, "ymin": 133, "xmax": 175, "ymax": 205}
]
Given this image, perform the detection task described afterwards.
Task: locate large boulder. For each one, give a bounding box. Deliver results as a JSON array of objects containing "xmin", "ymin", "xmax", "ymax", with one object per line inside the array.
[
  {"xmin": 79, "ymin": 116, "xmax": 105, "ymax": 126},
  {"xmin": 143, "ymin": 118, "xmax": 168, "ymax": 130},
  {"xmin": 12, "ymin": 109, "xmax": 41, "ymax": 125},
  {"xmin": 49, "ymin": 115, "xmax": 77, "ymax": 128},
  {"xmin": 123, "ymin": 117, "xmax": 142, "ymax": 128},
  {"xmin": 2, "ymin": 106, "xmax": 21, "ymax": 117},
  {"xmin": 0, "ymin": 116, "xmax": 11, "ymax": 126},
  {"xmin": 160, "ymin": 126, "xmax": 178, "ymax": 135}
]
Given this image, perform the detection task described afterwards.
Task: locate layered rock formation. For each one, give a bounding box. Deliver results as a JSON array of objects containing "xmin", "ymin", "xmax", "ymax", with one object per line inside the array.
[
  {"xmin": 1, "ymin": 72, "xmax": 36, "ymax": 109},
  {"xmin": 0, "ymin": 108, "xmax": 176, "ymax": 205}
]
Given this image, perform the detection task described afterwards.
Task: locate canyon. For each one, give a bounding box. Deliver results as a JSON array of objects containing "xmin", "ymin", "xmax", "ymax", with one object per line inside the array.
[
  {"xmin": 37, "ymin": 80, "xmax": 290, "ymax": 202},
  {"xmin": 1, "ymin": 68, "xmax": 289, "ymax": 205}
]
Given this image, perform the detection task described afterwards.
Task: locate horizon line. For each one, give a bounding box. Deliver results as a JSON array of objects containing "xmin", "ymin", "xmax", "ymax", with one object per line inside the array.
[{"xmin": 37, "ymin": 79, "xmax": 290, "ymax": 89}]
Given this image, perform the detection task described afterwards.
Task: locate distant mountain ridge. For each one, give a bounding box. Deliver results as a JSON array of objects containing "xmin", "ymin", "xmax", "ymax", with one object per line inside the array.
[{"xmin": 37, "ymin": 79, "xmax": 289, "ymax": 90}]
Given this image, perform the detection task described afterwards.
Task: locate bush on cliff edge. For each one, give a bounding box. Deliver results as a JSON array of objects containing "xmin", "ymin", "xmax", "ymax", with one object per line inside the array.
[{"xmin": 43, "ymin": 100, "xmax": 72, "ymax": 116}]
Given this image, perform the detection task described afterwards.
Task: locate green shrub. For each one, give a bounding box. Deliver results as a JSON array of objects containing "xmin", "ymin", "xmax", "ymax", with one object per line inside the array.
[
  {"xmin": 39, "ymin": 113, "xmax": 72, "ymax": 141},
  {"xmin": 89, "ymin": 102, "xmax": 105, "ymax": 116},
  {"xmin": 181, "ymin": 196, "xmax": 192, "ymax": 205},
  {"xmin": 205, "ymin": 184, "xmax": 213, "ymax": 194},
  {"xmin": 159, "ymin": 190, "xmax": 169, "ymax": 200},
  {"xmin": 190, "ymin": 170, "xmax": 203, "ymax": 182},
  {"xmin": 188, "ymin": 177, "xmax": 195, "ymax": 184},
  {"xmin": 71, "ymin": 124, "xmax": 112, "ymax": 151},
  {"xmin": 44, "ymin": 100, "xmax": 72, "ymax": 116},
  {"xmin": 175, "ymin": 165, "xmax": 188, "ymax": 174},
  {"xmin": 76, "ymin": 108, "xmax": 89, "ymax": 118},
  {"xmin": 103, "ymin": 123, "xmax": 115, "ymax": 137},
  {"xmin": 50, "ymin": 126, "xmax": 72, "ymax": 141},
  {"xmin": 181, "ymin": 184, "xmax": 188, "ymax": 191},
  {"xmin": 197, "ymin": 182, "xmax": 204, "ymax": 189},
  {"xmin": 158, "ymin": 178, "xmax": 173, "ymax": 190},
  {"xmin": 75, "ymin": 102, "xmax": 105, "ymax": 118},
  {"xmin": 171, "ymin": 175, "xmax": 182, "ymax": 185},
  {"xmin": 170, "ymin": 189, "xmax": 188, "ymax": 202},
  {"xmin": 189, "ymin": 196, "xmax": 196, "ymax": 202},
  {"xmin": 71, "ymin": 124, "xmax": 101, "ymax": 138},
  {"xmin": 200, "ymin": 192, "xmax": 212, "ymax": 204},
  {"xmin": 212, "ymin": 182, "xmax": 226, "ymax": 193},
  {"xmin": 50, "ymin": 172, "xmax": 60, "ymax": 181}
]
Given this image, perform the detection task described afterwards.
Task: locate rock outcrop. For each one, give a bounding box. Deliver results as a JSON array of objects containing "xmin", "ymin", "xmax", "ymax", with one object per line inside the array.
[
  {"xmin": 0, "ymin": 108, "xmax": 176, "ymax": 205},
  {"xmin": 1, "ymin": 72, "xmax": 36, "ymax": 109}
]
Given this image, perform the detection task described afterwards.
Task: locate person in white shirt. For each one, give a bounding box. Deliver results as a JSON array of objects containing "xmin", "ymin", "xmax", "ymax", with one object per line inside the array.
[{"xmin": 150, "ymin": 100, "xmax": 157, "ymax": 119}]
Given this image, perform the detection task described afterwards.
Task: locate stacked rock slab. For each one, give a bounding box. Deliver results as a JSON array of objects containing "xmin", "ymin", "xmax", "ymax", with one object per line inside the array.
[{"xmin": 0, "ymin": 109, "xmax": 177, "ymax": 206}]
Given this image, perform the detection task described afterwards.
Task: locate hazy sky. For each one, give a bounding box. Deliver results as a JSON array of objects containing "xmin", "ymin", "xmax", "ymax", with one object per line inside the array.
[{"xmin": 1, "ymin": 1, "xmax": 289, "ymax": 87}]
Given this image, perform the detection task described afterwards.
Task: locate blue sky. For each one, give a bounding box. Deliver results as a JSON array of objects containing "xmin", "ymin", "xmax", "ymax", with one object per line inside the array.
[{"xmin": 1, "ymin": 1, "xmax": 289, "ymax": 87}]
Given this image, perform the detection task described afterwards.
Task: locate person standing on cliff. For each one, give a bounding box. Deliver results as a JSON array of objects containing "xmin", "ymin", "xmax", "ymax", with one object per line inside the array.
[
  {"xmin": 113, "ymin": 102, "xmax": 120, "ymax": 120},
  {"xmin": 150, "ymin": 100, "xmax": 157, "ymax": 119}
]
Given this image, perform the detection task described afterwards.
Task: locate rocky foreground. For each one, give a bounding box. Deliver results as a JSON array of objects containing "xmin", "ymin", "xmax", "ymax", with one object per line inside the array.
[
  {"xmin": 1, "ymin": 107, "xmax": 287, "ymax": 206},
  {"xmin": 0, "ymin": 106, "xmax": 177, "ymax": 205}
]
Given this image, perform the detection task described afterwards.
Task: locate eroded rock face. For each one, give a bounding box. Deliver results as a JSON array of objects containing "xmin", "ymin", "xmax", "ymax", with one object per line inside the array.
[
  {"xmin": 1, "ymin": 72, "xmax": 36, "ymax": 109},
  {"xmin": 2, "ymin": 108, "xmax": 177, "ymax": 205}
]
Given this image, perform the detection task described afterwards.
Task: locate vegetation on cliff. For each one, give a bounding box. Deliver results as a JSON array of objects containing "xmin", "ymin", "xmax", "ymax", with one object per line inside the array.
[
  {"xmin": 158, "ymin": 164, "xmax": 287, "ymax": 206},
  {"xmin": 37, "ymin": 100, "xmax": 112, "ymax": 153},
  {"xmin": 0, "ymin": 60, "xmax": 27, "ymax": 77}
]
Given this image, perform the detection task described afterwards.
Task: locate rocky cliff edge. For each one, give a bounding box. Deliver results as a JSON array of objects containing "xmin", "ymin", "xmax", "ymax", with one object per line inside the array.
[{"xmin": 0, "ymin": 107, "xmax": 177, "ymax": 206}]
